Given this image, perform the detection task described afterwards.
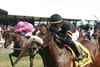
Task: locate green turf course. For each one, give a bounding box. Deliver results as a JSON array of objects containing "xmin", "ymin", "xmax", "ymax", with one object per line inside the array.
[{"xmin": 0, "ymin": 54, "xmax": 44, "ymax": 67}]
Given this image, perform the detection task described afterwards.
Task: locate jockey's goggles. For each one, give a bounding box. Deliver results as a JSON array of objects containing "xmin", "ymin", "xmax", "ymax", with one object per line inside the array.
[{"xmin": 51, "ymin": 23, "xmax": 62, "ymax": 28}]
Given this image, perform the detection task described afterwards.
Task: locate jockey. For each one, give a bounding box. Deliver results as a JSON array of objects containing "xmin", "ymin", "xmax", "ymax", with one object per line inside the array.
[
  {"xmin": 15, "ymin": 21, "xmax": 35, "ymax": 38},
  {"xmin": 93, "ymin": 22, "xmax": 100, "ymax": 39},
  {"xmin": 79, "ymin": 19, "xmax": 94, "ymax": 40},
  {"xmin": 49, "ymin": 14, "xmax": 86, "ymax": 61}
]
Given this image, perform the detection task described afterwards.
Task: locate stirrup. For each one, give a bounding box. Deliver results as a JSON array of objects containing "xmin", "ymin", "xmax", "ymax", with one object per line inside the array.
[
  {"xmin": 76, "ymin": 55, "xmax": 84, "ymax": 61},
  {"xmin": 83, "ymin": 52, "xmax": 88, "ymax": 58},
  {"xmin": 79, "ymin": 46, "xmax": 88, "ymax": 58}
]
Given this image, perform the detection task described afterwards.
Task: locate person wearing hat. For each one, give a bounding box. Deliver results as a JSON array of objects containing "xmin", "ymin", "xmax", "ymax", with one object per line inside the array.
[
  {"xmin": 15, "ymin": 21, "xmax": 35, "ymax": 38},
  {"xmin": 79, "ymin": 19, "xmax": 94, "ymax": 40},
  {"xmin": 49, "ymin": 14, "xmax": 86, "ymax": 61},
  {"xmin": 93, "ymin": 22, "xmax": 100, "ymax": 39}
]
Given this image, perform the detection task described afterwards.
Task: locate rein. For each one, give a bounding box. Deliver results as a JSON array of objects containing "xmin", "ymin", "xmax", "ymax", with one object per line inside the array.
[
  {"xmin": 35, "ymin": 25, "xmax": 55, "ymax": 52},
  {"xmin": 39, "ymin": 32, "xmax": 54, "ymax": 51},
  {"xmin": 11, "ymin": 48, "xmax": 25, "ymax": 51},
  {"xmin": 43, "ymin": 37, "xmax": 53, "ymax": 48}
]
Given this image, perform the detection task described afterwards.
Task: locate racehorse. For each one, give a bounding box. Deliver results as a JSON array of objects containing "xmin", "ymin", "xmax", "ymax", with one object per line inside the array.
[
  {"xmin": 93, "ymin": 22, "xmax": 100, "ymax": 45},
  {"xmin": 28, "ymin": 24, "xmax": 99, "ymax": 67},
  {"xmin": 90, "ymin": 22, "xmax": 100, "ymax": 67},
  {"xmin": 77, "ymin": 25, "xmax": 100, "ymax": 67},
  {"xmin": 3, "ymin": 29, "xmax": 37, "ymax": 67}
]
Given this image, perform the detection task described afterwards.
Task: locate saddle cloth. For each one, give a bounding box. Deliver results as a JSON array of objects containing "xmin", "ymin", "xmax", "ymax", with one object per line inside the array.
[{"xmin": 65, "ymin": 41, "xmax": 92, "ymax": 67}]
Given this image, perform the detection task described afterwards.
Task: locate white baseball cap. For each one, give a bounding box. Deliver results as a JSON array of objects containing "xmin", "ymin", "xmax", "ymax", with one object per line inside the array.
[{"xmin": 80, "ymin": 19, "xmax": 88, "ymax": 25}]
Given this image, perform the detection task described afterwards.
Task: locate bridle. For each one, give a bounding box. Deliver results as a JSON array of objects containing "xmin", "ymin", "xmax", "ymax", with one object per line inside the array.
[
  {"xmin": 38, "ymin": 32, "xmax": 53, "ymax": 51},
  {"xmin": 34, "ymin": 25, "xmax": 54, "ymax": 53}
]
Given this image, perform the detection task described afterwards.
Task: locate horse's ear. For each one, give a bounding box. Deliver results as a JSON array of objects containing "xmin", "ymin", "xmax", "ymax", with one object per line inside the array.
[
  {"xmin": 10, "ymin": 27, "xmax": 15, "ymax": 32},
  {"xmin": 46, "ymin": 22, "xmax": 51, "ymax": 29}
]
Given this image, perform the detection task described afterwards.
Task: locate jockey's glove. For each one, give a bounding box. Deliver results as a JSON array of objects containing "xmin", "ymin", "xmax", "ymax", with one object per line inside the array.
[
  {"xmin": 52, "ymin": 33, "xmax": 72, "ymax": 45},
  {"xmin": 52, "ymin": 33, "xmax": 60, "ymax": 39},
  {"xmin": 65, "ymin": 35, "xmax": 72, "ymax": 45},
  {"xmin": 58, "ymin": 35, "xmax": 72, "ymax": 45}
]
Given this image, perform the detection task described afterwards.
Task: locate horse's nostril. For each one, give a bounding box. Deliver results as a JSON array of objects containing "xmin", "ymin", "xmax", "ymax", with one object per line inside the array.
[{"xmin": 33, "ymin": 47, "xmax": 36, "ymax": 50}]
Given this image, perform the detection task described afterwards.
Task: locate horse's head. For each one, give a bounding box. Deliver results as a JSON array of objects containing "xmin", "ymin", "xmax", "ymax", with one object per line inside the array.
[
  {"xmin": 28, "ymin": 36, "xmax": 44, "ymax": 54},
  {"xmin": 4, "ymin": 31, "xmax": 20, "ymax": 48},
  {"xmin": 28, "ymin": 24, "xmax": 52, "ymax": 54},
  {"xmin": 36, "ymin": 24, "xmax": 51, "ymax": 44},
  {"xmin": 4, "ymin": 31, "xmax": 14, "ymax": 48}
]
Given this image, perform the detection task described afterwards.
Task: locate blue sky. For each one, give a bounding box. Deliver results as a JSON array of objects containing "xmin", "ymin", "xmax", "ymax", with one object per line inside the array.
[{"xmin": 0, "ymin": 0, "xmax": 100, "ymax": 20}]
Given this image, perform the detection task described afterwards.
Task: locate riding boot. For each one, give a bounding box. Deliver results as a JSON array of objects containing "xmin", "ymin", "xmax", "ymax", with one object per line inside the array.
[
  {"xmin": 85, "ymin": 32, "xmax": 91, "ymax": 40},
  {"xmin": 58, "ymin": 34, "xmax": 85, "ymax": 61},
  {"xmin": 70, "ymin": 42, "xmax": 84, "ymax": 61},
  {"xmin": 26, "ymin": 36, "xmax": 30, "ymax": 39}
]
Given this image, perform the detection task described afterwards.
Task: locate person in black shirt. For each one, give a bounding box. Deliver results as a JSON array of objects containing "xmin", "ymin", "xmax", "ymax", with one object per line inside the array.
[{"xmin": 49, "ymin": 14, "xmax": 86, "ymax": 61}]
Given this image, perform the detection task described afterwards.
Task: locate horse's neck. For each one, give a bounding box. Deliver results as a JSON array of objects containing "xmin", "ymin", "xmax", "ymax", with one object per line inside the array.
[
  {"xmin": 40, "ymin": 40, "xmax": 70, "ymax": 67},
  {"xmin": 43, "ymin": 33, "xmax": 65, "ymax": 55},
  {"xmin": 38, "ymin": 28, "xmax": 73, "ymax": 67},
  {"xmin": 13, "ymin": 35, "xmax": 28, "ymax": 48}
]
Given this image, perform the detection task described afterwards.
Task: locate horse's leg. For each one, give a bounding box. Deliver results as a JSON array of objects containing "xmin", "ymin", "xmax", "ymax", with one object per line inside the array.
[
  {"xmin": 9, "ymin": 53, "xmax": 15, "ymax": 67},
  {"xmin": 29, "ymin": 55, "xmax": 35, "ymax": 67},
  {"xmin": 13, "ymin": 55, "xmax": 23, "ymax": 66},
  {"xmin": 13, "ymin": 52, "xmax": 23, "ymax": 65}
]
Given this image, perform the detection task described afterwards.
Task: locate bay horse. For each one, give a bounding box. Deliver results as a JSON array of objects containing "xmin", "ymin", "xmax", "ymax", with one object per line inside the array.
[
  {"xmin": 77, "ymin": 25, "xmax": 100, "ymax": 67},
  {"xmin": 28, "ymin": 24, "xmax": 99, "ymax": 67},
  {"xmin": 3, "ymin": 29, "xmax": 37, "ymax": 67},
  {"xmin": 93, "ymin": 22, "xmax": 100, "ymax": 45},
  {"xmin": 90, "ymin": 22, "xmax": 100, "ymax": 67}
]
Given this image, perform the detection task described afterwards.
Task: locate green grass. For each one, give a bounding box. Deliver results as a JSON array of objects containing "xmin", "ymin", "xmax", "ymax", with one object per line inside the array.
[{"xmin": 0, "ymin": 54, "xmax": 44, "ymax": 67}]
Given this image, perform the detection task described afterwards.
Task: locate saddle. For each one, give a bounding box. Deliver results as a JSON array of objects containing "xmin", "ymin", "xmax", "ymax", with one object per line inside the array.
[
  {"xmin": 63, "ymin": 40, "xmax": 92, "ymax": 67},
  {"xmin": 19, "ymin": 32, "xmax": 30, "ymax": 39}
]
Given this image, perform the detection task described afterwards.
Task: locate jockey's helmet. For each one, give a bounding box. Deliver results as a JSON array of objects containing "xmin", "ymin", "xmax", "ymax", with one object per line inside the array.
[
  {"xmin": 80, "ymin": 19, "xmax": 88, "ymax": 26},
  {"xmin": 50, "ymin": 14, "xmax": 63, "ymax": 24},
  {"xmin": 17, "ymin": 21, "xmax": 24, "ymax": 28}
]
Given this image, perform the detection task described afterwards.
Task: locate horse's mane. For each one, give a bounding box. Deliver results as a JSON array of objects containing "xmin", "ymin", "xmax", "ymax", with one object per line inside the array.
[
  {"xmin": 37, "ymin": 25, "xmax": 53, "ymax": 46},
  {"xmin": 37, "ymin": 24, "xmax": 65, "ymax": 50},
  {"xmin": 4, "ymin": 30, "xmax": 28, "ymax": 47}
]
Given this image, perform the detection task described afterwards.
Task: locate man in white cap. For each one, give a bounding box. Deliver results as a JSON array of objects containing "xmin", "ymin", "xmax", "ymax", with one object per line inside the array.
[{"xmin": 79, "ymin": 19, "xmax": 94, "ymax": 40}]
